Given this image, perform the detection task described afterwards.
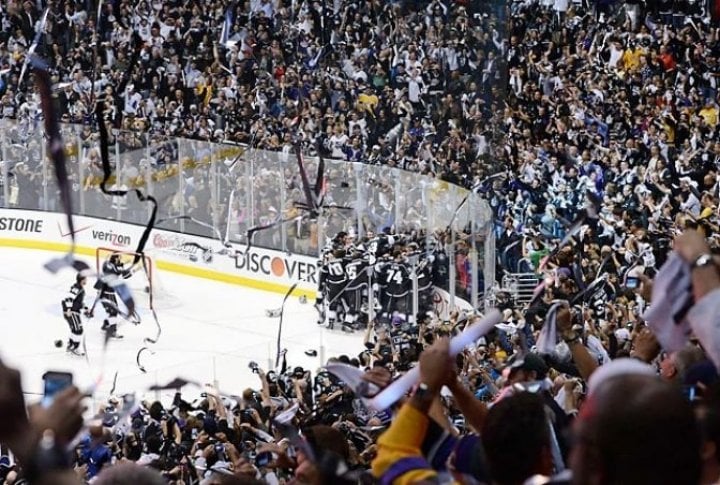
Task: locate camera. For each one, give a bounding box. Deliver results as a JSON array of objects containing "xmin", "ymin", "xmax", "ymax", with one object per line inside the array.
[{"xmin": 248, "ymin": 361, "xmax": 259, "ymax": 373}]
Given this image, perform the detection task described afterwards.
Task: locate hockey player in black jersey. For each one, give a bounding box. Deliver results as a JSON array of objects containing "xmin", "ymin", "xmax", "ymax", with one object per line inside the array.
[
  {"xmin": 93, "ymin": 254, "xmax": 134, "ymax": 338},
  {"xmin": 62, "ymin": 273, "xmax": 90, "ymax": 356},
  {"xmin": 416, "ymin": 255, "xmax": 435, "ymax": 317},
  {"xmin": 377, "ymin": 249, "xmax": 411, "ymax": 323},
  {"xmin": 341, "ymin": 250, "xmax": 371, "ymax": 331},
  {"xmin": 359, "ymin": 230, "xmax": 395, "ymax": 263},
  {"xmin": 314, "ymin": 233, "xmax": 348, "ymax": 323},
  {"xmin": 319, "ymin": 249, "xmax": 349, "ymax": 329}
]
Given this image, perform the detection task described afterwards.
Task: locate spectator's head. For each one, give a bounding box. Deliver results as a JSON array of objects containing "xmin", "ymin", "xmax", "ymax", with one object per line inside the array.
[
  {"xmin": 507, "ymin": 353, "xmax": 548, "ymax": 384},
  {"xmin": 571, "ymin": 374, "xmax": 701, "ymax": 485},
  {"xmin": 295, "ymin": 425, "xmax": 351, "ymax": 485},
  {"xmin": 696, "ymin": 384, "xmax": 720, "ymax": 485},
  {"xmin": 94, "ymin": 462, "xmax": 166, "ymax": 485},
  {"xmin": 481, "ymin": 391, "xmax": 553, "ymax": 485},
  {"xmin": 149, "ymin": 401, "xmax": 165, "ymax": 421},
  {"xmin": 658, "ymin": 345, "xmax": 705, "ymax": 383}
]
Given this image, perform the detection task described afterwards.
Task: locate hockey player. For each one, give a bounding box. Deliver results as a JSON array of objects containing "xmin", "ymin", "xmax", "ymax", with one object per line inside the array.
[
  {"xmin": 62, "ymin": 273, "xmax": 90, "ymax": 356},
  {"xmin": 314, "ymin": 232, "xmax": 347, "ymax": 324},
  {"xmin": 341, "ymin": 250, "xmax": 371, "ymax": 331},
  {"xmin": 359, "ymin": 230, "xmax": 395, "ymax": 264},
  {"xmin": 416, "ymin": 255, "xmax": 435, "ymax": 317},
  {"xmin": 93, "ymin": 254, "xmax": 134, "ymax": 338},
  {"xmin": 377, "ymin": 249, "xmax": 411, "ymax": 323},
  {"xmin": 320, "ymin": 249, "xmax": 349, "ymax": 329}
]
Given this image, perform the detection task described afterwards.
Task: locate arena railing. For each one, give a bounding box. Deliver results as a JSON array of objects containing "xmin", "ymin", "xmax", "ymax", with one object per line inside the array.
[{"xmin": 0, "ymin": 118, "xmax": 495, "ymax": 310}]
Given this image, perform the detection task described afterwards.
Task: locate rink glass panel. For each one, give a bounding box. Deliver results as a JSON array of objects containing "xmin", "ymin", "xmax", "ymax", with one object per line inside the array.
[{"xmin": 0, "ymin": 118, "xmax": 494, "ymax": 308}]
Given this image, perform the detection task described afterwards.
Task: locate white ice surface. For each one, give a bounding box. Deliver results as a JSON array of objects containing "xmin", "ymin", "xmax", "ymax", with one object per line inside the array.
[{"xmin": 0, "ymin": 248, "xmax": 363, "ymax": 406}]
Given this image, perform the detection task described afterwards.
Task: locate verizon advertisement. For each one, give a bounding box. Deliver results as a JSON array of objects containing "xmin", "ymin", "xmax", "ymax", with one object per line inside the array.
[{"xmin": 0, "ymin": 208, "xmax": 317, "ymax": 294}]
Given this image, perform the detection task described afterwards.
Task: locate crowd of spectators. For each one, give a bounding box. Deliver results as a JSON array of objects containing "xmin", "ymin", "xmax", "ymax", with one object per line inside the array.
[
  {"xmin": 4, "ymin": 0, "xmax": 720, "ymax": 484},
  {"xmin": 0, "ymin": 0, "xmax": 505, "ymax": 177}
]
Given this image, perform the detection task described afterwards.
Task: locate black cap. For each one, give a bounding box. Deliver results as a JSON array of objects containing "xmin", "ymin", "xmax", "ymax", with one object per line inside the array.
[{"xmin": 509, "ymin": 353, "xmax": 548, "ymax": 380}]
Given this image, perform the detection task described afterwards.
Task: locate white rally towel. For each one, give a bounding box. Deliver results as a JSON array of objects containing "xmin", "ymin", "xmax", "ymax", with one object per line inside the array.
[
  {"xmin": 536, "ymin": 301, "xmax": 567, "ymax": 354},
  {"xmin": 687, "ymin": 287, "xmax": 720, "ymax": 371},
  {"xmin": 586, "ymin": 334, "xmax": 611, "ymax": 365},
  {"xmin": 642, "ymin": 252, "xmax": 694, "ymax": 352}
]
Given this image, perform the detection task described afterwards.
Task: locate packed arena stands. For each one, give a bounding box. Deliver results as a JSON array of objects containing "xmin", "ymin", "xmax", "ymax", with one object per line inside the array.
[{"xmin": 3, "ymin": 0, "xmax": 720, "ymax": 484}]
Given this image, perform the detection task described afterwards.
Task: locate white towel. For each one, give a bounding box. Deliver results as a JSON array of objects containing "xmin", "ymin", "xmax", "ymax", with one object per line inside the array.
[
  {"xmin": 537, "ymin": 301, "xmax": 567, "ymax": 354},
  {"xmin": 688, "ymin": 287, "xmax": 720, "ymax": 371},
  {"xmin": 642, "ymin": 252, "xmax": 694, "ymax": 353}
]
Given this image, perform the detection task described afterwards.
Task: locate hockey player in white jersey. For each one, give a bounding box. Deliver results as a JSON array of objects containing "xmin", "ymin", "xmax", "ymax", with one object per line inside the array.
[{"xmin": 92, "ymin": 254, "xmax": 134, "ymax": 338}]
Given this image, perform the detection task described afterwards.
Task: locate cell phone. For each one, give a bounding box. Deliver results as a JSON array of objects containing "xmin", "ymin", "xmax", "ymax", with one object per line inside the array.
[
  {"xmin": 625, "ymin": 276, "xmax": 639, "ymax": 289},
  {"xmin": 255, "ymin": 451, "xmax": 272, "ymax": 468},
  {"xmin": 42, "ymin": 371, "xmax": 73, "ymax": 408}
]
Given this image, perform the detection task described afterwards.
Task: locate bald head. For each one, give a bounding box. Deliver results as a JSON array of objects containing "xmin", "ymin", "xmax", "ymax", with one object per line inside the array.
[{"xmin": 572, "ymin": 374, "xmax": 701, "ymax": 485}]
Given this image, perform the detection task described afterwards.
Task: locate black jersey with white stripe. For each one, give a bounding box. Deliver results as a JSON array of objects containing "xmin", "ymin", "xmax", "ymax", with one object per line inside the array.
[
  {"xmin": 321, "ymin": 258, "xmax": 348, "ymax": 286},
  {"xmin": 345, "ymin": 256, "xmax": 371, "ymax": 290},
  {"xmin": 380, "ymin": 261, "xmax": 411, "ymax": 297},
  {"xmin": 62, "ymin": 283, "xmax": 85, "ymax": 313}
]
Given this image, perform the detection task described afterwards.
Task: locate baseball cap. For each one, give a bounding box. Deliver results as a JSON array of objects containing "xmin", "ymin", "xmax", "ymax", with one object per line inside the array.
[{"xmin": 508, "ymin": 353, "xmax": 548, "ymax": 380}]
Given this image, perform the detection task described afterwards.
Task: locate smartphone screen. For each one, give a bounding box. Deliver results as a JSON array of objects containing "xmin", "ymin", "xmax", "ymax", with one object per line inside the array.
[
  {"xmin": 255, "ymin": 451, "xmax": 272, "ymax": 468},
  {"xmin": 626, "ymin": 276, "xmax": 639, "ymax": 289},
  {"xmin": 42, "ymin": 371, "xmax": 73, "ymax": 408}
]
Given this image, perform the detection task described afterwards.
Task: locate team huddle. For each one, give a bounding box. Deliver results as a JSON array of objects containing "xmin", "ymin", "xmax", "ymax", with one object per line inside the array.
[
  {"xmin": 61, "ymin": 254, "xmax": 135, "ymax": 356},
  {"xmin": 314, "ymin": 231, "xmax": 445, "ymax": 332}
]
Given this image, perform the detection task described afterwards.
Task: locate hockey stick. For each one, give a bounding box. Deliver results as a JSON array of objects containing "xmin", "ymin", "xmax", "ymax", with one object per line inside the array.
[
  {"xmin": 108, "ymin": 371, "xmax": 119, "ymax": 396},
  {"xmin": 294, "ymin": 140, "xmax": 320, "ymax": 216},
  {"xmin": 242, "ymin": 215, "xmax": 305, "ymax": 255},
  {"xmin": 136, "ymin": 346, "xmax": 155, "ymax": 373},
  {"xmin": 17, "ymin": 9, "xmax": 49, "ymax": 88},
  {"xmin": 275, "ymin": 282, "xmax": 299, "ymax": 368},
  {"xmin": 89, "ymin": 0, "xmax": 104, "ymax": 104},
  {"xmin": 156, "ymin": 216, "xmax": 227, "ymax": 244},
  {"xmin": 32, "ymin": 55, "xmax": 94, "ymax": 277},
  {"xmin": 81, "ymin": 333, "xmax": 89, "ymax": 364},
  {"xmin": 96, "ymin": 101, "xmax": 159, "ymax": 273},
  {"xmin": 144, "ymin": 308, "xmax": 162, "ymax": 344}
]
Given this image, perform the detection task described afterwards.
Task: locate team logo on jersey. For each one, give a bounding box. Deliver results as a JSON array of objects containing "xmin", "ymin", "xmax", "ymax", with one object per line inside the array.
[{"xmin": 233, "ymin": 250, "xmax": 317, "ymax": 284}]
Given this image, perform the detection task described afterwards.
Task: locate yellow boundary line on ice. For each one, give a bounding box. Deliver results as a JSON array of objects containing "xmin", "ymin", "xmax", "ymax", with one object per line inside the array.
[{"xmin": 0, "ymin": 238, "xmax": 314, "ymax": 299}]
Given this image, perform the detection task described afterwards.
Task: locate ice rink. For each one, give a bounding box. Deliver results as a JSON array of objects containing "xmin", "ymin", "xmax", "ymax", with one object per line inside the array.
[{"xmin": 0, "ymin": 247, "xmax": 363, "ymax": 404}]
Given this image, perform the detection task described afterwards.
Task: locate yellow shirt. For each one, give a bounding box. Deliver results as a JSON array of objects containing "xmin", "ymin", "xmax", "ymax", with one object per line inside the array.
[
  {"xmin": 700, "ymin": 106, "xmax": 719, "ymax": 127},
  {"xmin": 622, "ymin": 48, "xmax": 645, "ymax": 72},
  {"xmin": 371, "ymin": 405, "xmax": 441, "ymax": 484},
  {"xmin": 699, "ymin": 206, "xmax": 714, "ymax": 219},
  {"xmin": 358, "ymin": 92, "xmax": 379, "ymax": 115}
]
